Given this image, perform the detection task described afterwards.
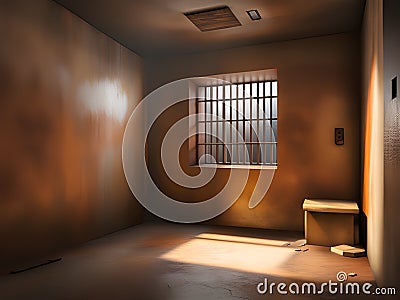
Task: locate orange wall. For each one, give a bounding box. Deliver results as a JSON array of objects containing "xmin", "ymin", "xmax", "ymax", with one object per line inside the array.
[
  {"xmin": 144, "ymin": 32, "xmax": 361, "ymax": 231},
  {"xmin": 361, "ymin": 0, "xmax": 400, "ymax": 288},
  {"xmin": 0, "ymin": 0, "xmax": 143, "ymax": 273},
  {"xmin": 361, "ymin": 0, "xmax": 385, "ymax": 286}
]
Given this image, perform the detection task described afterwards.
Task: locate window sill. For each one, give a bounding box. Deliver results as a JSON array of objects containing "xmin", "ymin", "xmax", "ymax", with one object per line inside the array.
[{"xmin": 194, "ymin": 164, "xmax": 277, "ymax": 170}]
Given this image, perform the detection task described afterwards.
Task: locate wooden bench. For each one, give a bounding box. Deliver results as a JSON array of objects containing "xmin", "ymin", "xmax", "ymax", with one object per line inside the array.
[{"xmin": 303, "ymin": 199, "xmax": 359, "ymax": 246}]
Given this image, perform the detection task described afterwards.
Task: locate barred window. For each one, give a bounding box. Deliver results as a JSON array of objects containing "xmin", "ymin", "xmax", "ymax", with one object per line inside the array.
[{"xmin": 196, "ymin": 81, "xmax": 277, "ymax": 166}]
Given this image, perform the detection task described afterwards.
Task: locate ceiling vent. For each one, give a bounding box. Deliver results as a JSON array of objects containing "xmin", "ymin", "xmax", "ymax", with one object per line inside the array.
[
  {"xmin": 247, "ymin": 9, "xmax": 261, "ymax": 21},
  {"xmin": 184, "ymin": 6, "xmax": 241, "ymax": 32}
]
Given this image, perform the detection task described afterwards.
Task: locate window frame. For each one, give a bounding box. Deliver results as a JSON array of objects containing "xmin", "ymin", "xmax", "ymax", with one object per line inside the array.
[{"xmin": 195, "ymin": 80, "xmax": 278, "ymax": 167}]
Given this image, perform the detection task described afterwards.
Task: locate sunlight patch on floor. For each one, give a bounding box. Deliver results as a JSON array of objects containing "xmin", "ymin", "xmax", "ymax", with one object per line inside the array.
[
  {"xmin": 196, "ymin": 233, "xmax": 290, "ymax": 246},
  {"xmin": 159, "ymin": 233, "xmax": 294, "ymax": 274}
]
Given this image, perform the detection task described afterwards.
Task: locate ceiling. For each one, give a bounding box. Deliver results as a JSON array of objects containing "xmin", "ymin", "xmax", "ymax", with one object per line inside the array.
[{"xmin": 54, "ymin": 0, "xmax": 366, "ymax": 57}]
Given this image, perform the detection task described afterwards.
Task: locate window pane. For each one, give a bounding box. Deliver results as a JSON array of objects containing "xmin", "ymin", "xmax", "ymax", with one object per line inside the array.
[
  {"xmin": 258, "ymin": 100, "xmax": 264, "ymax": 119},
  {"xmin": 226, "ymin": 144, "xmax": 232, "ymax": 163},
  {"xmin": 212, "ymin": 145, "xmax": 217, "ymax": 162},
  {"xmin": 238, "ymin": 100, "xmax": 244, "ymax": 120},
  {"xmin": 238, "ymin": 121, "xmax": 244, "ymax": 143},
  {"xmin": 225, "ymin": 85, "xmax": 230, "ymax": 99},
  {"xmin": 232, "ymin": 121, "xmax": 238, "ymax": 143},
  {"xmin": 272, "ymin": 97, "xmax": 277, "ymax": 118},
  {"xmin": 197, "ymin": 86, "xmax": 205, "ymax": 100},
  {"xmin": 198, "ymin": 101, "xmax": 205, "ymax": 121},
  {"xmin": 218, "ymin": 101, "xmax": 224, "ymax": 119},
  {"xmin": 252, "ymin": 83, "xmax": 258, "ymax": 97},
  {"xmin": 254, "ymin": 144, "xmax": 260, "ymax": 164},
  {"xmin": 245, "ymin": 120, "xmax": 251, "ymax": 142},
  {"xmin": 212, "ymin": 86, "xmax": 217, "ymax": 100},
  {"xmin": 258, "ymin": 120, "xmax": 264, "ymax": 142},
  {"xmin": 225, "ymin": 126, "xmax": 231, "ymax": 144},
  {"xmin": 218, "ymin": 145, "xmax": 224, "ymax": 163},
  {"xmin": 206, "ymin": 87, "xmax": 210, "ymax": 100},
  {"xmin": 272, "ymin": 120, "xmax": 278, "ymax": 140},
  {"xmin": 231, "ymin": 100, "xmax": 237, "ymax": 120},
  {"xmin": 225, "ymin": 101, "xmax": 231, "ymax": 119},
  {"xmin": 217, "ymin": 120, "xmax": 223, "ymax": 142},
  {"xmin": 265, "ymin": 82, "xmax": 271, "ymax": 96},
  {"xmin": 232, "ymin": 144, "xmax": 237, "ymax": 164},
  {"xmin": 218, "ymin": 85, "xmax": 224, "ymax": 100},
  {"xmin": 251, "ymin": 121, "xmax": 259, "ymax": 142},
  {"xmin": 238, "ymin": 144, "xmax": 244, "ymax": 164},
  {"xmin": 246, "ymin": 143, "xmax": 251, "ymax": 164},
  {"xmin": 245, "ymin": 83, "xmax": 251, "ymax": 98},
  {"xmin": 265, "ymin": 123, "xmax": 272, "ymax": 142},
  {"xmin": 270, "ymin": 144, "xmax": 275, "ymax": 164},
  {"xmin": 238, "ymin": 84, "xmax": 245, "ymax": 99},
  {"xmin": 245, "ymin": 100, "xmax": 251, "ymax": 120},
  {"xmin": 206, "ymin": 123, "xmax": 211, "ymax": 143},
  {"xmin": 205, "ymin": 101, "xmax": 211, "ymax": 118},
  {"xmin": 259, "ymin": 143, "xmax": 264, "ymax": 164},
  {"xmin": 272, "ymin": 81, "xmax": 278, "ymax": 96},
  {"xmin": 263, "ymin": 98, "xmax": 270, "ymax": 118},
  {"xmin": 231, "ymin": 84, "xmax": 237, "ymax": 99},
  {"xmin": 252, "ymin": 98, "xmax": 258, "ymax": 119},
  {"xmin": 212, "ymin": 122, "xmax": 217, "ymax": 142},
  {"xmin": 272, "ymin": 143, "xmax": 277, "ymax": 164},
  {"xmin": 258, "ymin": 82, "xmax": 264, "ymax": 97},
  {"xmin": 212, "ymin": 101, "xmax": 217, "ymax": 120}
]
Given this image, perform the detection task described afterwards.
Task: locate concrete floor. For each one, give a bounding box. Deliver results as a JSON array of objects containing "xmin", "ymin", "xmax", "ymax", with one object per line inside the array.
[{"xmin": 0, "ymin": 222, "xmax": 378, "ymax": 300}]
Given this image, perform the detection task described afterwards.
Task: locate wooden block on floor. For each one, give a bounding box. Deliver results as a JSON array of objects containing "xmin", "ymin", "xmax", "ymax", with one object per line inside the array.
[{"xmin": 331, "ymin": 245, "xmax": 366, "ymax": 257}]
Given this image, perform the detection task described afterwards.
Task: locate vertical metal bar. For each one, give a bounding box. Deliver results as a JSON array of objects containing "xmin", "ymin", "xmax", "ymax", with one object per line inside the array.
[
  {"xmin": 230, "ymin": 83, "xmax": 232, "ymax": 164},
  {"xmin": 242, "ymin": 83, "xmax": 245, "ymax": 164},
  {"xmin": 270, "ymin": 81, "xmax": 273, "ymax": 165},
  {"xmin": 205, "ymin": 90, "xmax": 211, "ymax": 163},
  {"xmin": 205, "ymin": 88, "xmax": 208, "ymax": 164},
  {"xmin": 257, "ymin": 82, "xmax": 260, "ymax": 164},
  {"xmin": 263, "ymin": 82, "xmax": 267, "ymax": 164},
  {"xmin": 249, "ymin": 82, "xmax": 253, "ymax": 164},
  {"xmin": 209, "ymin": 87, "xmax": 213, "ymax": 163},
  {"xmin": 222, "ymin": 84, "xmax": 226, "ymax": 163},
  {"xmin": 205, "ymin": 89, "xmax": 208, "ymax": 164},
  {"xmin": 215, "ymin": 86, "xmax": 219, "ymax": 163},
  {"xmin": 275, "ymin": 80, "xmax": 278, "ymax": 165},
  {"xmin": 212, "ymin": 87, "xmax": 214, "ymax": 162},
  {"xmin": 196, "ymin": 87, "xmax": 199, "ymax": 164},
  {"xmin": 236, "ymin": 84, "xmax": 239, "ymax": 164}
]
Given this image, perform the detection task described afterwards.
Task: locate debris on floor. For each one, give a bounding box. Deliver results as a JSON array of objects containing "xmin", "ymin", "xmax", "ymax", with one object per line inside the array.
[
  {"xmin": 294, "ymin": 247, "xmax": 309, "ymax": 252},
  {"xmin": 289, "ymin": 239, "xmax": 307, "ymax": 247},
  {"xmin": 330, "ymin": 245, "xmax": 366, "ymax": 257},
  {"xmin": 290, "ymin": 239, "xmax": 309, "ymax": 252}
]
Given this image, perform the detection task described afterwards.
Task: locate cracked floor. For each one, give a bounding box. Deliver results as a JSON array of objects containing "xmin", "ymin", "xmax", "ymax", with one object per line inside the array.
[{"xmin": 0, "ymin": 222, "xmax": 377, "ymax": 300}]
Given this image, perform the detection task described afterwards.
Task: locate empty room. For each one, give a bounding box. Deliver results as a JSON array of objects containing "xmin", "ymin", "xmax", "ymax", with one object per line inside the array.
[{"xmin": 0, "ymin": 0, "xmax": 399, "ymax": 299}]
